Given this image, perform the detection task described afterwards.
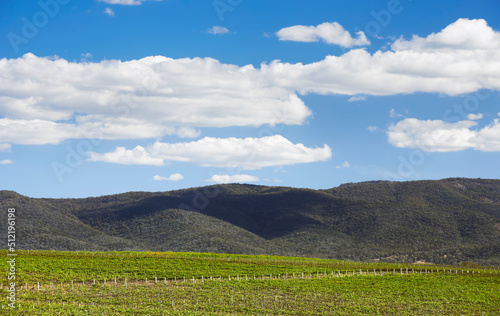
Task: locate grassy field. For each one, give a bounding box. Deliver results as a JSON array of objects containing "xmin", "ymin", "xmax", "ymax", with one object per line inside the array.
[{"xmin": 1, "ymin": 250, "xmax": 499, "ymax": 315}]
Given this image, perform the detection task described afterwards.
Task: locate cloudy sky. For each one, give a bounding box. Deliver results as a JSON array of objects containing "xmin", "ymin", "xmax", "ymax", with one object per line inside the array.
[{"xmin": 0, "ymin": 0, "xmax": 499, "ymax": 198}]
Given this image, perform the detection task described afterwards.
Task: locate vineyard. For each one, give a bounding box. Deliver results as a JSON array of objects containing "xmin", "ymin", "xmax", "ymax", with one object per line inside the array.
[{"xmin": 1, "ymin": 250, "xmax": 499, "ymax": 315}]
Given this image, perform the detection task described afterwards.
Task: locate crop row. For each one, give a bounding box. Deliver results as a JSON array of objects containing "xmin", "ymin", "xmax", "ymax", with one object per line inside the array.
[
  {"xmin": 0, "ymin": 249, "xmax": 494, "ymax": 284},
  {"xmin": 3, "ymin": 274, "xmax": 499, "ymax": 315},
  {"xmin": 2, "ymin": 266, "xmax": 496, "ymax": 291}
]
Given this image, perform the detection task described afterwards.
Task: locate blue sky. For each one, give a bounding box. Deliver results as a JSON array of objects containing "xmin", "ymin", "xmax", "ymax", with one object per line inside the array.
[{"xmin": 0, "ymin": 0, "xmax": 499, "ymax": 198}]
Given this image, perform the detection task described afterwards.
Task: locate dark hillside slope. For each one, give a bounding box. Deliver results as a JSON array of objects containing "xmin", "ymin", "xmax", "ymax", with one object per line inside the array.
[{"xmin": 1, "ymin": 178, "xmax": 499, "ymax": 265}]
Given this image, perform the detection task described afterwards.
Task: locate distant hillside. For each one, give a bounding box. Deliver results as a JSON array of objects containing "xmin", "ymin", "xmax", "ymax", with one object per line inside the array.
[{"xmin": 1, "ymin": 178, "xmax": 499, "ymax": 265}]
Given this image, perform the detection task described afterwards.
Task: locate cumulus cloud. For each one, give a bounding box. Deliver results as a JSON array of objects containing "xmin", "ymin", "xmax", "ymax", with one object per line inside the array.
[
  {"xmin": 206, "ymin": 174, "xmax": 259, "ymax": 184},
  {"xmin": 276, "ymin": 22, "xmax": 370, "ymax": 48},
  {"xmin": 0, "ymin": 119, "xmax": 78, "ymax": 145},
  {"xmin": 367, "ymin": 126, "xmax": 377, "ymax": 132},
  {"xmin": 1, "ymin": 19, "xmax": 500, "ymax": 146},
  {"xmin": 0, "ymin": 118, "xmax": 199, "ymax": 145},
  {"xmin": 347, "ymin": 95, "xmax": 367, "ymax": 102},
  {"xmin": 207, "ymin": 26, "xmax": 231, "ymax": 35},
  {"xmin": 104, "ymin": 7, "xmax": 115, "ymax": 16},
  {"xmin": 0, "ymin": 143, "xmax": 11, "ymax": 152},
  {"xmin": 88, "ymin": 135, "xmax": 332, "ymax": 169},
  {"xmin": 88, "ymin": 146, "xmax": 165, "ymax": 165},
  {"xmin": 268, "ymin": 18, "xmax": 500, "ymax": 96},
  {"xmin": 391, "ymin": 18, "xmax": 500, "ymax": 51},
  {"xmin": 153, "ymin": 173, "xmax": 184, "ymax": 181},
  {"xmin": 0, "ymin": 54, "xmax": 311, "ymax": 145},
  {"xmin": 0, "ymin": 159, "xmax": 12, "ymax": 165},
  {"xmin": 387, "ymin": 117, "xmax": 500, "ymax": 152},
  {"xmin": 98, "ymin": 0, "xmax": 162, "ymax": 5},
  {"xmin": 467, "ymin": 113, "xmax": 483, "ymax": 120}
]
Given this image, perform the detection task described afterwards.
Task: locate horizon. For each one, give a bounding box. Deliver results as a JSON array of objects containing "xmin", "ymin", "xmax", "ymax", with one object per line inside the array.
[
  {"xmin": 3, "ymin": 176, "xmax": 498, "ymax": 199},
  {"xmin": 1, "ymin": 0, "xmax": 500, "ymax": 198}
]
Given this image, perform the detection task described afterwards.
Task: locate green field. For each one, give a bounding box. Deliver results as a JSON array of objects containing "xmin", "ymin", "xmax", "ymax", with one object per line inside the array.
[{"xmin": 1, "ymin": 250, "xmax": 499, "ymax": 315}]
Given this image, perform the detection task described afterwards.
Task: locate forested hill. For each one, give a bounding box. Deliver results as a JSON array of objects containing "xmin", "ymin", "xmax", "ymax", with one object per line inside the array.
[{"xmin": 1, "ymin": 178, "xmax": 499, "ymax": 265}]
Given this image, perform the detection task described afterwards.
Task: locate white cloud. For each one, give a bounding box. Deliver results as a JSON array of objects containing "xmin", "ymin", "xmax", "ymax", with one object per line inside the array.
[
  {"xmin": 276, "ymin": 22, "xmax": 370, "ymax": 48},
  {"xmin": 0, "ymin": 118, "xmax": 78, "ymax": 145},
  {"xmin": 104, "ymin": 7, "xmax": 115, "ymax": 16},
  {"xmin": 88, "ymin": 146, "xmax": 165, "ymax": 165},
  {"xmin": 387, "ymin": 117, "xmax": 500, "ymax": 152},
  {"xmin": 475, "ymin": 119, "xmax": 500, "ymax": 152},
  {"xmin": 0, "ymin": 159, "xmax": 12, "ymax": 165},
  {"xmin": 80, "ymin": 53, "xmax": 93, "ymax": 62},
  {"xmin": 268, "ymin": 19, "xmax": 500, "ymax": 96},
  {"xmin": 0, "ymin": 118, "xmax": 197, "ymax": 145},
  {"xmin": 0, "ymin": 143, "xmax": 11, "ymax": 152},
  {"xmin": 89, "ymin": 135, "xmax": 332, "ymax": 169},
  {"xmin": 175, "ymin": 127, "xmax": 201, "ymax": 138},
  {"xmin": 392, "ymin": 18, "xmax": 500, "ymax": 51},
  {"xmin": 153, "ymin": 173, "xmax": 184, "ymax": 181},
  {"xmin": 2, "ymin": 19, "xmax": 500, "ymax": 145},
  {"xmin": 206, "ymin": 174, "xmax": 259, "ymax": 184},
  {"xmin": 367, "ymin": 126, "xmax": 377, "ymax": 132},
  {"xmin": 0, "ymin": 54, "xmax": 311, "ymax": 145},
  {"xmin": 390, "ymin": 108, "xmax": 406, "ymax": 119},
  {"xmin": 207, "ymin": 26, "xmax": 231, "ymax": 35},
  {"xmin": 347, "ymin": 95, "xmax": 366, "ymax": 102},
  {"xmin": 98, "ymin": 0, "xmax": 161, "ymax": 5},
  {"xmin": 336, "ymin": 161, "xmax": 350, "ymax": 169},
  {"xmin": 467, "ymin": 113, "xmax": 483, "ymax": 120}
]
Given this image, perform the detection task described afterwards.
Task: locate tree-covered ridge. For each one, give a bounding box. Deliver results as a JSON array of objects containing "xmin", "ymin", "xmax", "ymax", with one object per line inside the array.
[{"xmin": 1, "ymin": 178, "xmax": 499, "ymax": 265}]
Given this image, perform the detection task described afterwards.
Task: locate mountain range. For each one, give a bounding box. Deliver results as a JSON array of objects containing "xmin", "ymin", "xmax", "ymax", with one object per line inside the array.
[{"xmin": 1, "ymin": 178, "xmax": 499, "ymax": 265}]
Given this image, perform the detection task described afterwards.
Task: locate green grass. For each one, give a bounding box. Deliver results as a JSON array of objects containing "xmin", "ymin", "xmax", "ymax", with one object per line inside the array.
[{"xmin": 1, "ymin": 250, "xmax": 499, "ymax": 315}]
